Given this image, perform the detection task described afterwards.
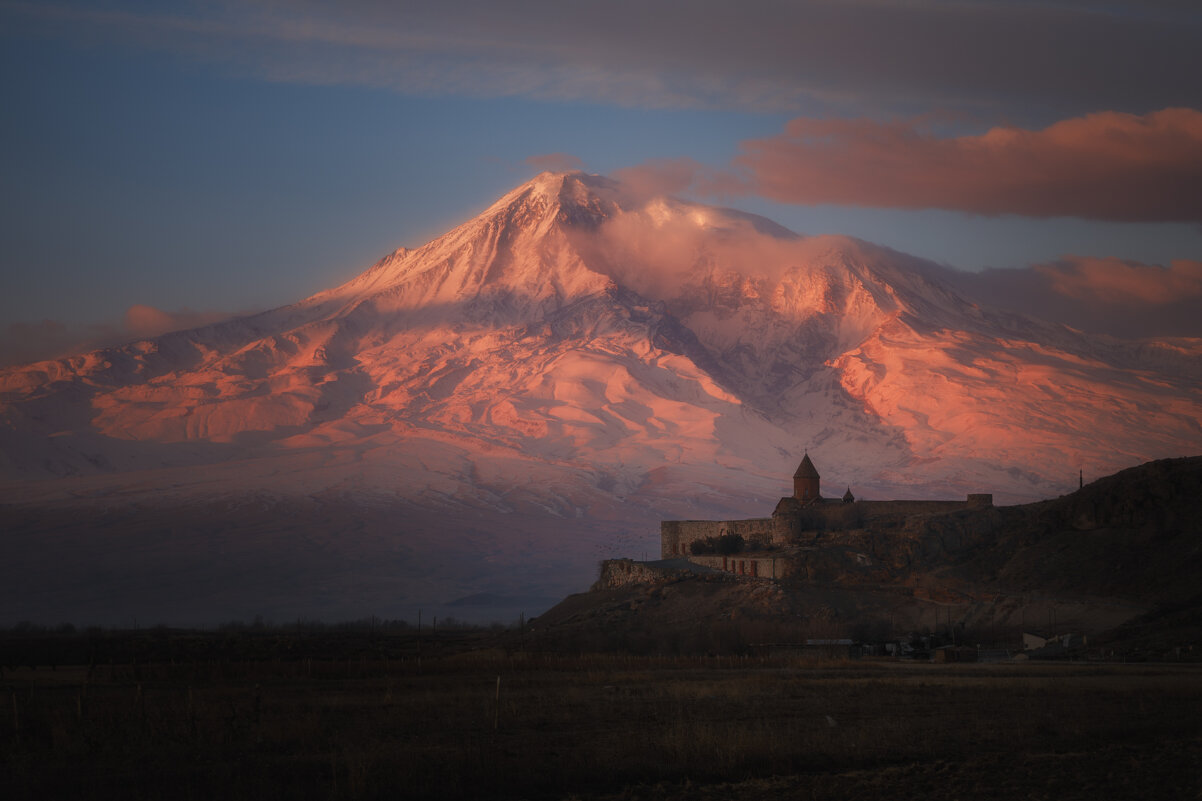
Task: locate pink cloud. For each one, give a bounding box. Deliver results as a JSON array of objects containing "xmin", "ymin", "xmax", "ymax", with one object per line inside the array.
[
  {"xmin": 0, "ymin": 306, "xmax": 237, "ymax": 368},
  {"xmin": 525, "ymin": 153, "xmax": 584, "ymax": 173},
  {"xmin": 611, "ymin": 159, "xmax": 705, "ymax": 201},
  {"xmin": 1037, "ymin": 257, "xmax": 1202, "ymax": 306},
  {"xmin": 611, "ymin": 158, "xmax": 746, "ymax": 203},
  {"xmin": 737, "ymin": 108, "xmax": 1202, "ymax": 222},
  {"xmin": 124, "ymin": 304, "xmax": 181, "ymax": 338},
  {"xmin": 121, "ymin": 305, "xmax": 233, "ymax": 340},
  {"xmin": 940, "ymin": 256, "xmax": 1202, "ymax": 339}
]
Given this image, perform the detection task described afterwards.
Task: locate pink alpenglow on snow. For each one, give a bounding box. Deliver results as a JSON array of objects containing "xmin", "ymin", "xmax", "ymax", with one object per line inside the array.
[
  {"xmin": 1, "ymin": 171, "xmax": 1198, "ymax": 502},
  {"xmin": 1, "ymin": 172, "xmax": 1200, "ymax": 625}
]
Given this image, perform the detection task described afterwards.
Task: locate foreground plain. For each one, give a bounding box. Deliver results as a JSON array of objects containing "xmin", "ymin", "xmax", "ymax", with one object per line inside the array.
[{"xmin": 2, "ymin": 629, "xmax": 1200, "ymax": 800}]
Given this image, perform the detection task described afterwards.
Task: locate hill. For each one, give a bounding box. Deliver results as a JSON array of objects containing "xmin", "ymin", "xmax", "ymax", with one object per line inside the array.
[{"xmin": 529, "ymin": 456, "xmax": 1202, "ymax": 656}]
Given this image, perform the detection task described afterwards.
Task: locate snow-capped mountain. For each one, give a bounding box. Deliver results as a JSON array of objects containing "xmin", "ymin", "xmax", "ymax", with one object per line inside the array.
[{"xmin": 2, "ymin": 172, "xmax": 1199, "ymax": 624}]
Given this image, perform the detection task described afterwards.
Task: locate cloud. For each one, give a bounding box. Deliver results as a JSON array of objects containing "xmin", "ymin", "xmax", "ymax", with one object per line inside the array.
[
  {"xmin": 610, "ymin": 158, "xmax": 745, "ymax": 204},
  {"xmin": 571, "ymin": 176, "xmax": 1202, "ymax": 339},
  {"xmin": 1037, "ymin": 257, "xmax": 1202, "ymax": 306},
  {"xmin": 525, "ymin": 153, "xmax": 584, "ymax": 173},
  {"xmin": 0, "ymin": 306, "xmax": 236, "ymax": 368},
  {"xmin": 121, "ymin": 304, "xmax": 231, "ymax": 339},
  {"xmin": 940, "ymin": 257, "xmax": 1202, "ymax": 339},
  {"xmin": 7, "ymin": 1, "xmax": 1201, "ymax": 118},
  {"xmin": 735, "ymin": 109, "xmax": 1202, "ymax": 222},
  {"xmin": 124, "ymin": 304, "xmax": 179, "ymax": 338},
  {"xmin": 569, "ymin": 187, "xmax": 811, "ymax": 303}
]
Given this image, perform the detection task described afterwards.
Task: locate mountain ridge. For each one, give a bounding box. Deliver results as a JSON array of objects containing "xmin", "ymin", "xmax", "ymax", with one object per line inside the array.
[
  {"xmin": 1, "ymin": 171, "xmax": 1199, "ymax": 624},
  {"xmin": 3, "ymin": 170, "xmax": 1199, "ymax": 490}
]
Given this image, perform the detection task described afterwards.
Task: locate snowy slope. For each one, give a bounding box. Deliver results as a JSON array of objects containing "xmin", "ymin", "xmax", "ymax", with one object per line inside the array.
[{"xmin": 1, "ymin": 171, "xmax": 1200, "ymax": 623}]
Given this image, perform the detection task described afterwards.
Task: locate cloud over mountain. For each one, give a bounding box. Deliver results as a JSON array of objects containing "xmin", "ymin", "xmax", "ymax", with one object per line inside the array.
[
  {"xmin": 0, "ymin": 306, "xmax": 237, "ymax": 368},
  {"xmin": 525, "ymin": 153, "xmax": 585, "ymax": 173},
  {"xmin": 1038, "ymin": 257, "xmax": 1202, "ymax": 306},
  {"xmin": 737, "ymin": 109, "xmax": 1202, "ymax": 222},
  {"xmin": 938, "ymin": 256, "xmax": 1202, "ymax": 340}
]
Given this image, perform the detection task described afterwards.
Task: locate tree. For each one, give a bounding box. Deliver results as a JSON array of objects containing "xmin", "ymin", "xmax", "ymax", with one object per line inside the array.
[{"xmin": 690, "ymin": 533, "xmax": 745, "ymax": 555}]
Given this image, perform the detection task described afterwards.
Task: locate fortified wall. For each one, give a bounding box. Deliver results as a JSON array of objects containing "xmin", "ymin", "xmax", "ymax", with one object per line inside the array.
[
  {"xmin": 686, "ymin": 553, "xmax": 797, "ymax": 579},
  {"xmin": 660, "ymin": 518, "xmax": 778, "ymax": 556},
  {"xmin": 660, "ymin": 453, "xmax": 992, "ymax": 562},
  {"xmin": 594, "ymin": 559, "xmax": 692, "ymax": 589}
]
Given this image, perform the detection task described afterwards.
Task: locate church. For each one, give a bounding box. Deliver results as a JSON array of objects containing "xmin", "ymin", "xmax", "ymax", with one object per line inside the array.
[{"xmin": 660, "ymin": 453, "xmax": 992, "ymax": 569}]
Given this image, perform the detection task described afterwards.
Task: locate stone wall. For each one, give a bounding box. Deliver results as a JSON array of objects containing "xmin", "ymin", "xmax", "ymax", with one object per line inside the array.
[
  {"xmin": 770, "ymin": 499, "xmax": 975, "ymax": 543},
  {"xmin": 593, "ymin": 559, "xmax": 685, "ymax": 589},
  {"xmin": 688, "ymin": 553, "xmax": 796, "ymax": 579},
  {"xmin": 660, "ymin": 518, "xmax": 775, "ymax": 557},
  {"xmin": 662, "ymin": 495, "xmax": 992, "ymax": 569},
  {"xmin": 853, "ymin": 500, "xmax": 970, "ymax": 519}
]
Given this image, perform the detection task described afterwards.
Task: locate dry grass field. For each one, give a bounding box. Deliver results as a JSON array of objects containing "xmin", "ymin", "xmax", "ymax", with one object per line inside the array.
[{"xmin": 2, "ymin": 629, "xmax": 1200, "ymax": 800}]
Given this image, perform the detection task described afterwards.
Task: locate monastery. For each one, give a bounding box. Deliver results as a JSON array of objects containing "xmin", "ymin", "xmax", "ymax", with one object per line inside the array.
[{"xmin": 660, "ymin": 454, "xmax": 992, "ymax": 579}]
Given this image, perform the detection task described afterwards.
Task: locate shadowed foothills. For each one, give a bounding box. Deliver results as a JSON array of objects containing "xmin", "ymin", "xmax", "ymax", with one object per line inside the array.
[{"xmin": 3, "ymin": 457, "xmax": 1201, "ymax": 799}]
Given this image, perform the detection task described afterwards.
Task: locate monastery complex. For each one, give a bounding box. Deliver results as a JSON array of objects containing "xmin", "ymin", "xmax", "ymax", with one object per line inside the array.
[{"xmin": 660, "ymin": 454, "xmax": 992, "ymax": 579}]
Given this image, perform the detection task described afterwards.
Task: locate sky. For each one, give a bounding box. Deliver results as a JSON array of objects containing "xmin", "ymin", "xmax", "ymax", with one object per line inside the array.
[{"xmin": 2, "ymin": 0, "xmax": 1201, "ymax": 365}]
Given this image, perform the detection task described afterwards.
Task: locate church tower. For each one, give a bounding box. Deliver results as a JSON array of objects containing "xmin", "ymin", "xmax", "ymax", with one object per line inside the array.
[{"xmin": 793, "ymin": 452, "xmax": 821, "ymax": 503}]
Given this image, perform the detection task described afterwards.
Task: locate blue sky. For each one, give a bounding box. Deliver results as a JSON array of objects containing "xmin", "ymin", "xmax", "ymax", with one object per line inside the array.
[{"xmin": 2, "ymin": 1, "xmax": 1201, "ymax": 362}]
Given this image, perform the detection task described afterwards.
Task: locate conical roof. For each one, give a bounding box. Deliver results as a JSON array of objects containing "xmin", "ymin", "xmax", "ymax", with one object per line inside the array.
[{"xmin": 793, "ymin": 452, "xmax": 820, "ymax": 479}]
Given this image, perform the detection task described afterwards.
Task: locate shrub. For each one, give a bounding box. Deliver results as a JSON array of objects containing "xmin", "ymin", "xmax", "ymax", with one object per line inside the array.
[{"xmin": 690, "ymin": 533, "xmax": 745, "ymax": 555}]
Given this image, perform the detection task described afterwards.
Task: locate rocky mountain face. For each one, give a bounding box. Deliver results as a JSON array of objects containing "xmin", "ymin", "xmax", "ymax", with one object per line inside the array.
[{"xmin": 1, "ymin": 172, "xmax": 1199, "ymax": 624}]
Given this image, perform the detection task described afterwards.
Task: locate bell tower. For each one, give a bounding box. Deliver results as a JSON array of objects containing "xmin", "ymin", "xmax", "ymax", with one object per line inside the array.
[{"xmin": 793, "ymin": 452, "xmax": 821, "ymax": 503}]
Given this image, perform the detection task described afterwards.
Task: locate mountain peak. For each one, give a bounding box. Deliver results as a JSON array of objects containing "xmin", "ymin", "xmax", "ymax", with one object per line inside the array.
[
  {"xmin": 4, "ymin": 171, "xmax": 1197, "ymax": 506},
  {"xmin": 481, "ymin": 171, "xmax": 623, "ymax": 230},
  {"xmin": 322, "ymin": 171, "xmax": 623, "ymax": 314}
]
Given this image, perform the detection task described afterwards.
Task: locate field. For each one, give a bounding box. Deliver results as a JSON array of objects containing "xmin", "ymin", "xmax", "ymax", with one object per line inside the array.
[{"xmin": 3, "ymin": 629, "xmax": 1200, "ymax": 800}]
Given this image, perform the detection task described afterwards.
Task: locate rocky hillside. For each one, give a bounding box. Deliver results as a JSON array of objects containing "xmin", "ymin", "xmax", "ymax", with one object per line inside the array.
[{"xmin": 529, "ymin": 457, "xmax": 1202, "ymax": 655}]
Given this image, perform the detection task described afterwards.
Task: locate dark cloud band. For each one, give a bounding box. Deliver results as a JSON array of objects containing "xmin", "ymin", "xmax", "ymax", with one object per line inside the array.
[
  {"xmin": 736, "ymin": 109, "xmax": 1202, "ymax": 222},
  {"xmin": 9, "ymin": 1, "xmax": 1202, "ymax": 118}
]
